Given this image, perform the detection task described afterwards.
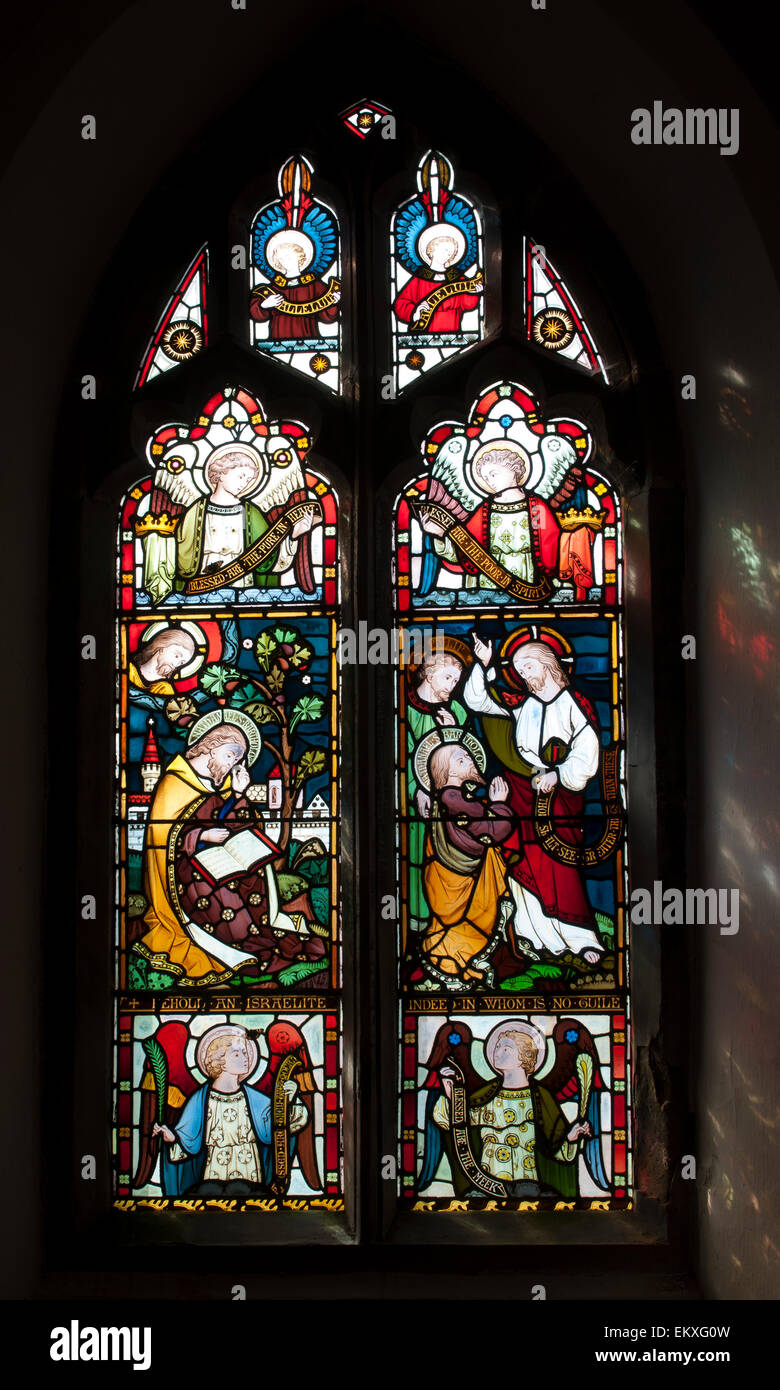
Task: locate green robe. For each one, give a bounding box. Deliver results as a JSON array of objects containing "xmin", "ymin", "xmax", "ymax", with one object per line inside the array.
[
  {"xmin": 175, "ymin": 497, "xmax": 281, "ymax": 590},
  {"xmin": 467, "ymin": 1076, "xmax": 578, "ymax": 1199},
  {"xmin": 143, "ymin": 498, "xmax": 281, "ymax": 603},
  {"xmin": 405, "ymin": 693, "xmax": 468, "ymax": 929}
]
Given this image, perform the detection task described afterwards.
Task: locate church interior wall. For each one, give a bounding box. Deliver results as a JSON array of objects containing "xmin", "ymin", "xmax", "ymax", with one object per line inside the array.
[{"xmin": 1, "ymin": 0, "xmax": 776, "ymax": 1300}]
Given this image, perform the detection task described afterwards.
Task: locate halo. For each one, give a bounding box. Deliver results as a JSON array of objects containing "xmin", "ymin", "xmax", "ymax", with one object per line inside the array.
[
  {"xmin": 198, "ymin": 441, "xmax": 268, "ymax": 500},
  {"xmin": 266, "ymin": 228, "xmax": 315, "ymax": 274},
  {"xmin": 137, "ymin": 619, "xmax": 208, "ymax": 680},
  {"xmin": 406, "ymin": 633, "xmax": 472, "ymax": 686},
  {"xmin": 467, "ymin": 438, "xmax": 535, "ymax": 497},
  {"xmin": 414, "ymin": 727, "xmax": 486, "ymax": 792},
  {"xmin": 485, "ymin": 1020, "xmax": 547, "ymax": 1075},
  {"xmin": 186, "ymin": 707, "xmax": 263, "ymax": 766},
  {"xmin": 500, "ymin": 626, "xmax": 574, "ymax": 691},
  {"xmin": 195, "ymin": 1025, "xmax": 259, "ymax": 1082},
  {"xmin": 417, "ymin": 222, "xmax": 467, "ymax": 268}
]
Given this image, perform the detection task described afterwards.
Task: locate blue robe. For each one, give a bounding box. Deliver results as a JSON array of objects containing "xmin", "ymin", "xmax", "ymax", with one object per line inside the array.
[{"xmin": 163, "ymin": 1083, "xmax": 272, "ymax": 1196}]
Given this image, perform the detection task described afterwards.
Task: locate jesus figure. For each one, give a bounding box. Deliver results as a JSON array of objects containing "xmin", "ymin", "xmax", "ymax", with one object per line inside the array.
[{"xmin": 464, "ymin": 634, "xmax": 605, "ymax": 965}]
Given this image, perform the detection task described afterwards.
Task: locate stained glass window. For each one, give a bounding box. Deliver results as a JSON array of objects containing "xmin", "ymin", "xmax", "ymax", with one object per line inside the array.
[
  {"xmin": 135, "ymin": 246, "xmax": 208, "ymax": 388},
  {"xmin": 391, "ymin": 150, "xmax": 485, "ymax": 391},
  {"xmin": 114, "ymin": 384, "xmax": 344, "ymax": 1211},
  {"xmin": 249, "ymin": 156, "xmax": 342, "ymax": 392},
  {"xmin": 111, "ymin": 118, "xmax": 637, "ymax": 1237},
  {"xmin": 524, "ymin": 238, "xmax": 608, "ymax": 382},
  {"xmin": 393, "ymin": 380, "xmax": 630, "ymax": 1211}
]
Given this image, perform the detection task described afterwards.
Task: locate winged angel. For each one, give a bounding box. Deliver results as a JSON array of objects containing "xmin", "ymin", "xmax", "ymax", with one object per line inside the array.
[
  {"xmin": 138, "ymin": 393, "xmax": 319, "ymax": 604},
  {"xmin": 412, "ymin": 386, "xmax": 599, "ymax": 603},
  {"xmin": 422, "ymin": 1017, "xmax": 610, "ymax": 1200}
]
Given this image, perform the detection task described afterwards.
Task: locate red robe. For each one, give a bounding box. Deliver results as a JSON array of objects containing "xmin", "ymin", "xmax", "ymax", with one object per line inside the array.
[
  {"xmin": 439, "ymin": 496, "xmax": 560, "ymax": 582},
  {"xmin": 250, "ymin": 277, "xmax": 338, "ymax": 340},
  {"xmin": 394, "ymin": 274, "xmax": 480, "ymax": 332},
  {"xmin": 175, "ymin": 792, "xmax": 326, "ymax": 975},
  {"xmin": 499, "ymin": 689, "xmax": 600, "ymax": 932}
]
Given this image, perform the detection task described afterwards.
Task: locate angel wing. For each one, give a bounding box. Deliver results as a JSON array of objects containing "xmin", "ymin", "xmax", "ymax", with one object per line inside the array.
[
  {"xmin": 253, "ymin": 452, "xmax": 317, "ymax": 591},
  {"xmin": 535, "ymin": 433, "xmax": 582, "ymax": 507},
  {"xmin": 151, "ymin": 465, "xmax": 201, "ymax": 512},
  {"xmin": 419, "ymin": 1086, "xmax": 445, "ymax": 1191},
  {"xmin": 432, "ymin": 434, "xmax": 483, "ymax": 513},
  {"xmin": 413, "ymin": 434, "xmax": 480, "ymax": 594},
  {"xmin": 132, "ymin": 1024, "xmax": 197, "ymax": 1195},
  {"xmin": 545, "ymin": 1019, "xmax": 610, "ymax": 1193}
]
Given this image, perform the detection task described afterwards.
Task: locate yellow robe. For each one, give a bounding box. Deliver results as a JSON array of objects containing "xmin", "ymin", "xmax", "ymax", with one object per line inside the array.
[
  {"xmin": 422, "ymin": 840, "xmax": 508, "ymax": 981},
  {"xmin": 129, "ymin": 662, "xmax": 175, "ymax": 697},
  {"xmin": 137, "ymin": 755, "xmax": 232, "ymax": 984}
]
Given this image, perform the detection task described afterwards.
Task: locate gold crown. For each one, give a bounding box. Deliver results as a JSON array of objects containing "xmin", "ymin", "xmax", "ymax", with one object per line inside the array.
[
  {"xmin": 557, "ymin": 505, "xmax": 604, "ymax": 533},
  {"xmin": 135, "ymin": 512, "xmax": 179, "ymax": 538}
]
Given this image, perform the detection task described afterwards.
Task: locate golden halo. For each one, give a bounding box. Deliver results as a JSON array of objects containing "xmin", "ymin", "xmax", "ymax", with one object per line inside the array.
[
  {"xmin": 203, "ymin": 442, "xmax": 266, "ymax": 499},
  {"xmin": 405, "ymin": 633, "xmax": 472, "ymax": 682},
  {"xmin": 499, "ymin": 626, "xmax": 574, "ymax": 690},
  {"xmin": 485, "ymin": 1020, "xmax": 547, "ymax": 1075},
  {"xmin": 195, "ymin": 1025, "xmax": 259, "ymax": 1082},
  {"xmin": 417, "ymin": 222, "xmax": 467, "ymax": 267},
  {"xmin": 467, "ymin": 438, "xmax": 532, "ymax": 496},
  {"xmin": 414, "ymin": 727, "xmax": 486, "ymax": 792},
  {"xmin": 266, "ymin": 229, "xmax": 315, "ymax": 273},
  {"xmin": 186, "ymin": 707, "xmax": 262, "ymax": 766},
  {"xmin": 138, "ymin": 620, "xmax": 207, "ymax": 680}
]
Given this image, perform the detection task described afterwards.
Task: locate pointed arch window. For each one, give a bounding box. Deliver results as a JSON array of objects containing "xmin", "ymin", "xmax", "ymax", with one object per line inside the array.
[{"xmin": 55, "ymin": 78, "xmax": 662, "ymax": 1253}]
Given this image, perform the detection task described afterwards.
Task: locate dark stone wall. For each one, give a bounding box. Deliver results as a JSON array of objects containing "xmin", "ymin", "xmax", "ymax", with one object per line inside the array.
[{"xmin": 2, "ymin": 0, "xmax": 776, "ymax": 1298}]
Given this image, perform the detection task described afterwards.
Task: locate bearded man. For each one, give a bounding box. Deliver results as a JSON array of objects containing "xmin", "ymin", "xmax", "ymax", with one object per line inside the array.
[
  {"xmin": 464, "ymin": 634, "xmax": 605, "ymax": 964},
  {"xmin": 406, "ymin": 650, "xmax": 469, "ymax": 936},
  {"xmin": 136, "ymin": 720, "xmax": 326, "ymax": 986},
  {"xmin": 129, "ymin": 627, "xmax": 196, "ymax": 696},
  {"xmin": 420, "ymin": 740, "xmax": 513, "ymax": 987}
]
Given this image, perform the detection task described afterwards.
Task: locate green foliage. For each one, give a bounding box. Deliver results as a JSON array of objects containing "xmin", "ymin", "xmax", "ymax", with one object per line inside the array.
[
  {"xmin": 594, "ymin": 910, "xmax": 614, "ymax": 940},
  {"xmin": 310, "ymin": 885, "xmax": 330, "ymax": 922},
  {"xmin": 289, "ymin": 694, "xmax": 325, "ymax": 734},
  {"xmin": 275, "ymin": 872, "xmax": 309, "ymax": 903},
  {"xmin": 126, "ymin": 892, "xmax": 147, "ymax": 920},
  {"xmin": 128, "ymin": 951, "xmax": 177, "ymax": 992},
  {"xmin": 230, "ymin": 680, "xmax": 262, "ymax": 707},
  {"xmin": 276, "ymin": 958, "xmax": 329, "ymax": 987},
  {"xmin": 255, "ymin": 632, "xmax": 277, "ymax": 669},
  {"xmin": 142, "ymin": 1036, "xmax": 169, "ymax": 1124},
  {"xmin": 243, "ymin": 699, "xmax": 280, "ymax": 725},
  {"xmin": 499, "ymin": 962, "xmax": 563, "ymax": 991},
  {"xmin": 294, "ymin": 748, "xmax": 326, "ymax": 786},
  {"xmin": 200, "ymin": 662, "xmax": 243, "ymax": 696}
]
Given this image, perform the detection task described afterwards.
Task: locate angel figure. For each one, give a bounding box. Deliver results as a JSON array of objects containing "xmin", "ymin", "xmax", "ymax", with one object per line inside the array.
[
  {"xmin": 140, "ymin": 1022, "xmax": 314, "ymax": 1199},
  {"xmin": 410, "ymin": 388, "xmax": 598, "ymax": 602},
  {"xmin": 141, "ymin": 441, "xmax": 315, "ymax": 603},
  {"xmin": 392, "ymin": 150, "xmax": 484, "ymax": 336},
  {"xmin": 418, "ymin": 437, "xmax": 564, "ymax": 597},
  {"xmin": 249, "ymin": 156, "xmax": 341, "ymax": 353},
  {"xmin": 433, "ymin": 1018, "xmax": 609, "ymax": 1200}
]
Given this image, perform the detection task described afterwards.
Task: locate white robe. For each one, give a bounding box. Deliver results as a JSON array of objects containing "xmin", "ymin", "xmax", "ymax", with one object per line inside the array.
[{"xmin": 463, "ymin": 663, "xmax": 603, "ymax": 957}]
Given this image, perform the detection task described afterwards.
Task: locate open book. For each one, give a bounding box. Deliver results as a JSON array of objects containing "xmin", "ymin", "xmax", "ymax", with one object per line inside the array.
[{"xmin": 192, "ymin": 826, "xmax": 278, "ymax": 886}]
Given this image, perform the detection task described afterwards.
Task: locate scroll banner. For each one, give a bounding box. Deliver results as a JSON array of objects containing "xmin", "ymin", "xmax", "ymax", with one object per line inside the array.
[
  {"xmin": 270, "ymin": 1052, "xmax": 302, "ymax": 1197},
  {"xmin": 185, "ymin": 498, "xmax": 322, "ymax": 594},
  {"xmin": 447, "ymin": 1059, "xmax": 508, "ymax": 1199},
  {"xmin": 415, "ymin": 500, "xmax": 554, "ymax": 602},
  {"xmin": 534, "ymin": 745, "xmax": 623, "ymax": 866},
  {"xmin": 416, "ymin": 273, "xmax": 483, "ymax": 331},
  {"xmin": 254, "ymin": 277, "xmax": 341, "ymax": 316}
]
